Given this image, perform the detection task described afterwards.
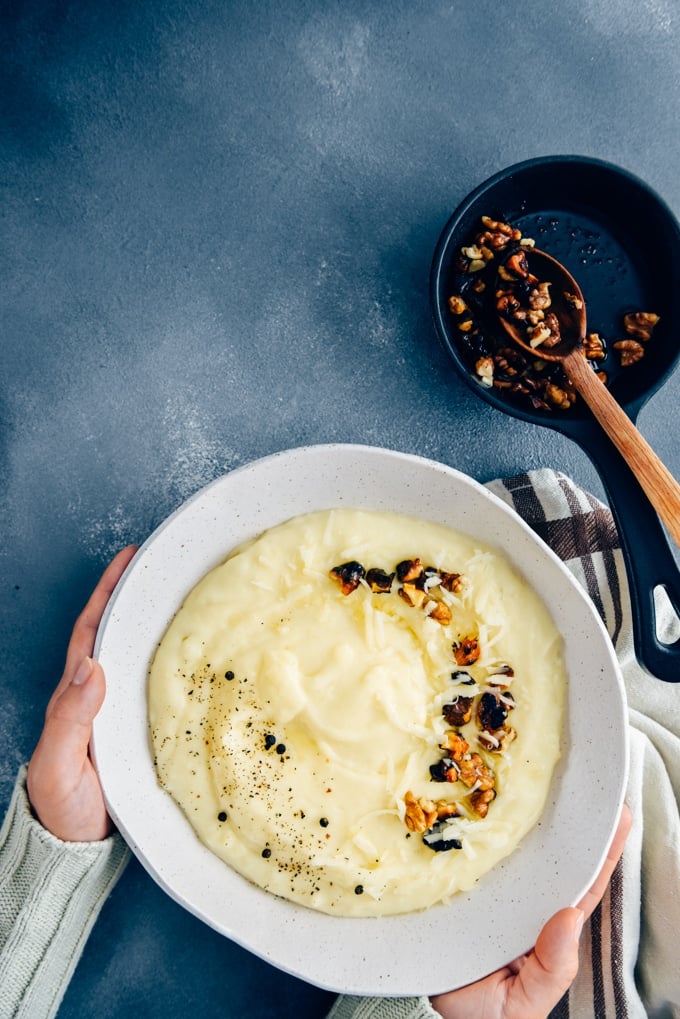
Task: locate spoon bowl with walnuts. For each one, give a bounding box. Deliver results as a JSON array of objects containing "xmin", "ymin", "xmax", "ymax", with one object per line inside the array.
[{"xmin": 496, "ymin": 245, "xmax": 680, "ymax": 548}]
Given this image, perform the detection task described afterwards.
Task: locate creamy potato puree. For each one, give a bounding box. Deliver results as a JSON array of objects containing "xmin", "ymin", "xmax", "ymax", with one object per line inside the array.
[{"xmin": 149, "ymin": 508, "xmax": 564, "ymax": 917}]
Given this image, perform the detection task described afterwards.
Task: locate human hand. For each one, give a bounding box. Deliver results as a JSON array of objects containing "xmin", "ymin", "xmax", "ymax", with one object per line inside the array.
[
  {"xmin": 27, "ymin": 546, "xmax": 137, "ymax": 842},
  {"xmin": 430, "ymin": 803, "xmax": 633, "ymax": 1019}
]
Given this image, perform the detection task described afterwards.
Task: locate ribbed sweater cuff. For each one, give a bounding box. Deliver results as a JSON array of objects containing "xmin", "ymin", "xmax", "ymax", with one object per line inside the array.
[
  {"xmin": 326, "ymin": 994, "xmax": 438, "ymax": 1019},
  {"xmin": 0, "ymin": 766, "xmax": 130, "ymax": 1019}
]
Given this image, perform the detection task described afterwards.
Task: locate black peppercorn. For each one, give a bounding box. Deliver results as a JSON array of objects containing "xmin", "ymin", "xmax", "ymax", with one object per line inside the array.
[
  {"xmin": 264, "ymin": 734, "xmax": 276, "ymax": 749},
  {"xmin": 225, "ymin": 670, "xmax": 235, "ymax": 680},
  {"xmin": 319, "ymin": 817, "xmax": 329, "ymax": 827},
  {"xmin": 276, "ymin": 743, "xmax": 286, "ymax": 754},
  {"xmin": 217, "ymin": 811, "xmax": 227, "ymax": 822},
  {"xmin": 354, "ymin": 884, "xmax": 364, "ymax": 895},
  {"xmin": 262, "ymin": 847, "xmax": 271, "ymax": 858}
]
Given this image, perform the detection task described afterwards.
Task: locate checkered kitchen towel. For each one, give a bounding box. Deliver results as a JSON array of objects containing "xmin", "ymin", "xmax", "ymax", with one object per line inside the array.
[{"xmin": 486, "ymin": 469, "xmax": 680, "ymax": 1019}]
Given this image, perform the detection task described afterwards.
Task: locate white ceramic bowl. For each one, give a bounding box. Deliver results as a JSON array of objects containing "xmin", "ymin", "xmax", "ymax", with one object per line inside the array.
[{"xmin": 92, "ymin": 443, "xmax": 628, "ymax": 996}]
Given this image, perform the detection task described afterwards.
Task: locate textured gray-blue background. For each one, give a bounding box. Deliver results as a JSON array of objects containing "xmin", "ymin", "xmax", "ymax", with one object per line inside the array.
[{"xmin": 2, "ymin": 1, "xmax": 679, "ymax": 1015}]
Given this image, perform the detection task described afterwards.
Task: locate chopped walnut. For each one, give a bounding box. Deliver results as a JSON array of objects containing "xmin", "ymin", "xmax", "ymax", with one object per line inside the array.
[
  {"xmin": 365, "ymin": 567, "xmax": 394, "ymax": 593},
  {"xmin": 448, "ymin": 294, "xmax": 468, "ymax": 316},
  {"xmin": 396, "ymin": 558, "xmax": 424, "ymax": 583},
  {"xmin": 528, "ymin": 323, "xmax": 552, "ymax": 348},
  {"xmin": 404, "ymin": 792, "xmax": 438, "ymax": 834},
  {"xmin": 470, "ymin": 788, "xmax": 496, "ymax": 818},
  {"xmin": 399, "ymin": 583, "xmax": 427, "ymax": 609},
  {"xmin": 475, "ymin": 356, "xmax": 494, "ymax": 388},
  {"xmin": 614, "ymin": 339, "xmax": 645, "ymax": 366},
  {"xmin": 434, "ymin": 799, "xmax": 460, "ymax": 820},
  {"xmin": 442, "ymin": 696, "xmax": 474, "ymax": 727},
  {"xmin": 457, "ymin": 753, "xmax": 495, "ymax": 791},
  {"xmin": 564, "ymin": 291, "xmax": 584, "ymax": 310},
  {"xmin": 480, "ymin": 216, "xmax": 515, "ymax": 237},
  {"xmin": 329, "ymin": 561, "xmax": 365, "ymax": 595},
  {"xmin": 462, "ymin": 244, "xmax": 483, "ymax": 261},
  {"xmin": 453, "ymin": 635, "xmax": 481, "ymax": 666},
  {"xmin": 427, "ymin": 600, "xmax": 452, "ymax": 625},
  {"xmin": 439, "ymin": 570, "xmax": 464, "ymax": 594},
  {"xmin": 528, "ymin": 282, "xmax": 552, "ymax": 311},
  {"xmin": 583, "ymin": 332, "xmax": 606, "ymax": 361},
  {"xmin": 623, "ymin": 311, "xmax": 660, "ymax": 342},
  {"xmin": 479, "ymin": 726, "xmax": 516, "ymax": 753},
  {"xmin": 477, "ymin": 689, "xmax": 513, "ymax": 732},
  {"xmin": 545, "ymin": 382, "xmax": 574, "ymax": 410},
  {"xmin": 441, "ymin": 731, "xmax": 469, "ymax": 761},
  {"xmin": 497, "ymin": 292, "xmax": 523, "ymax": 319}
]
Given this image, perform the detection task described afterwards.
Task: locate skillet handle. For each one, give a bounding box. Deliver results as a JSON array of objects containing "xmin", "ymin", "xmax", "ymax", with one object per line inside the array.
[{"xmin": 581, "ymin": 430, "xmax": 680, "ymax": 682}]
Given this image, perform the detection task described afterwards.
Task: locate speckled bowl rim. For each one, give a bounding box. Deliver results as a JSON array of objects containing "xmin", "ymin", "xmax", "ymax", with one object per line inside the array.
[{"xmin": 92, "ymin": 443, "xmax": 628, "ymax": 996}]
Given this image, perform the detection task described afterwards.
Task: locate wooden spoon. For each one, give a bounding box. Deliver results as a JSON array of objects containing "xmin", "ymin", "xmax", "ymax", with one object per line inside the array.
[{"xmin": 497, "ymin": 247, "xmax": 680, "ymax": 547}]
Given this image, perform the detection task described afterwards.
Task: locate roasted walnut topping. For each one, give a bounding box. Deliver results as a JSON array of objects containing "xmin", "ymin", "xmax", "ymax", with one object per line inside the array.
[
  {"xmin": 470, "ymin": 788, "xmax": 496, "ymax": 818},
  {"xmin": 453, "ymin": 635, "xmax": 481, "ymax": 666},
  {"xmin": 584, "ymin": 332, "xmax": 606, "ymax": 361},
  {"xmin": 565, "ymin": 291, "xmax": 584, "ymax": 310},
  {"xmin": 396, "ymin": 558, "xmax": 424, "ymax": 583},
  {"xmin": 365, "ymin": 567, "xmax": 394, "ymax": 593},
  {"xmin": 430, "ymin": 758, "xmax": 456, "ymax": 782},
  {"xmin": 448, "ymin": 294, "xmax": 468, "ymax": 316},
  {"xmin": 439, "ymin": 570, "xmax": 464, "ymax": 594},
  {"xmin": 475, "ymin": 355, "xmax": 494, "ymax": 387},
  {"xmin": 330, "ymin": 555, "xmax": 466, "ymax": 630},
  {"xmin": 477, "ymin": 690, "xmax": 511, "ymax": 732},
  {"xmin": 457, "ymin": 752, "xmax": 495, "ymax": 791},
  {"xmin": 404, "ymin": 792, "xmax": 460, "ymax": 835},
  {"xmin": 545, "ymin": 381, "xmax": 575, "ymax": 410},
  {"xmin": 427, "ymin": 600, "xmax": 452, "ymax": 625},
  {"xmin": 404, "ymin": 792, "xmax": 438, "ymax": 834},
  {"xmin": 441, "ymin": 731, "xmax": 469, "ymax": 761},
  {"xmin": 614, "ymin": 338, "xmax": 645, "ymax": 366},
  {"xmin": 479, "ymin": 727, "xmax": 516, "ymax": 753},
  {"xmin": 623, "ymin": 311, "xmax": 660, "ymax": 341},
  {"xmin": 329, "ymin": 561, "xmax": 365, "ymax": 595},
  {"xmin": 442, "ymin": 696, "xmax": 474, "ymax": 727},
  {"xmin": 399, "ymin": 582, "xmax": 427, "ymax": 609}
]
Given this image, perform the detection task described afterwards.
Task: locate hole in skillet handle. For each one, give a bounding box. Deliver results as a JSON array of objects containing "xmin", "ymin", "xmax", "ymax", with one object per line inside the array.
[{"xmin": 430, "ymin": 155, "xmax": 680, "ymax": 681}]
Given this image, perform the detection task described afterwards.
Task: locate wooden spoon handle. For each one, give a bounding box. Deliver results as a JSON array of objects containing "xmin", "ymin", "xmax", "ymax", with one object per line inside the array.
[{"xmin": 564, "ymin": 349, "xmax": 680, "ymax": 548}]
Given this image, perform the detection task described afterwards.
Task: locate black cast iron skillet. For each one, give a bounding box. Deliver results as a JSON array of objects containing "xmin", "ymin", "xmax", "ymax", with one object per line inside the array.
[{"xmin": 431, "ymin": 155, "xmax": 680, "ymax": 682}]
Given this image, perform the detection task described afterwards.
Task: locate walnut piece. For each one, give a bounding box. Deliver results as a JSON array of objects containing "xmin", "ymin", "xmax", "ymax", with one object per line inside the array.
[
  {"xmin": 470, "ymin": 788, "xmax": 496, "ymax": 818},
  {"xmin": 448, "ymin": 294, "xmax": 468, "ymax": 316},
  {"xmin": 583, "ymin": 332, "xmax": 606, "ymax": 361},
  {"xmin": 405, "ymin": 792, "xmax": 459, "ymax": 832},
  {"xmin": 614, "ymin": 339, "xmax": 645, "ymax": 366},
  {"xmin": 399, "ymin": 583, "xmax": 426, "ymax": 609},
  {"xmin": 475, "ymin": 356, "xmax": 494, "ymax": 388},
  {"xmin": 623, "ymin": 311, "xmax": 660, "ymax": 342},
  {"xmin": 404, "ymin": 792, "xmax": 438, "ymax": 834},
  {"xmin": 442, "ymin": 696, "xmax": 474, "ymax": 727},
  {"xmin": 427, "ymin": 600, "xmax": 452, "ymax": 625},
  {"xmin": 329, "ymin": 561, "xmax": 365, "ymax": 595},
  {"xmin": 457, "ymin": 752, "xmax": 495, "ymax": 791},
  {"xmin": 440, "ymin": 731, "xmax": 469, "ymax": 762},
  {"xmin": 453, "ymin": 635, "xmax": 481, "ymax": 666}
]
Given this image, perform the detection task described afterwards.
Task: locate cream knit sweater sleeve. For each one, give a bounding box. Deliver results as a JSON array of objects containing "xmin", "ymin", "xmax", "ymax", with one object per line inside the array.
[{"xmin": 0, "ymin": 766, "xmax": 130, "ymax": 1019}]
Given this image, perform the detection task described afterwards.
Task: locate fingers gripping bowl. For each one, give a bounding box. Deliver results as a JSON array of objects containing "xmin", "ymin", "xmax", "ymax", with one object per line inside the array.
[{"xmin": 92, "ymin": 444, "xmax": 628, "ymax": 996}]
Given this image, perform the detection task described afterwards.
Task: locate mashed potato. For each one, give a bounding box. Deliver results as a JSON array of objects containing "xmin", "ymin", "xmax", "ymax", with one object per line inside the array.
[{"xmin": 149, "ymin": 508, "xmax": 564, "ymax": 917}]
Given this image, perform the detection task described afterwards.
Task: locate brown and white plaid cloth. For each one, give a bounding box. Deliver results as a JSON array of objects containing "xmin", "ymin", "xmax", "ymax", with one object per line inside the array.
[
  {"xmin": 331, "ymin": 469, "xmax": 680, "ymax": 1019},
  {"xmin": 486, "ymin": 470, "xmax": 680, "ymax": 1019}
]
